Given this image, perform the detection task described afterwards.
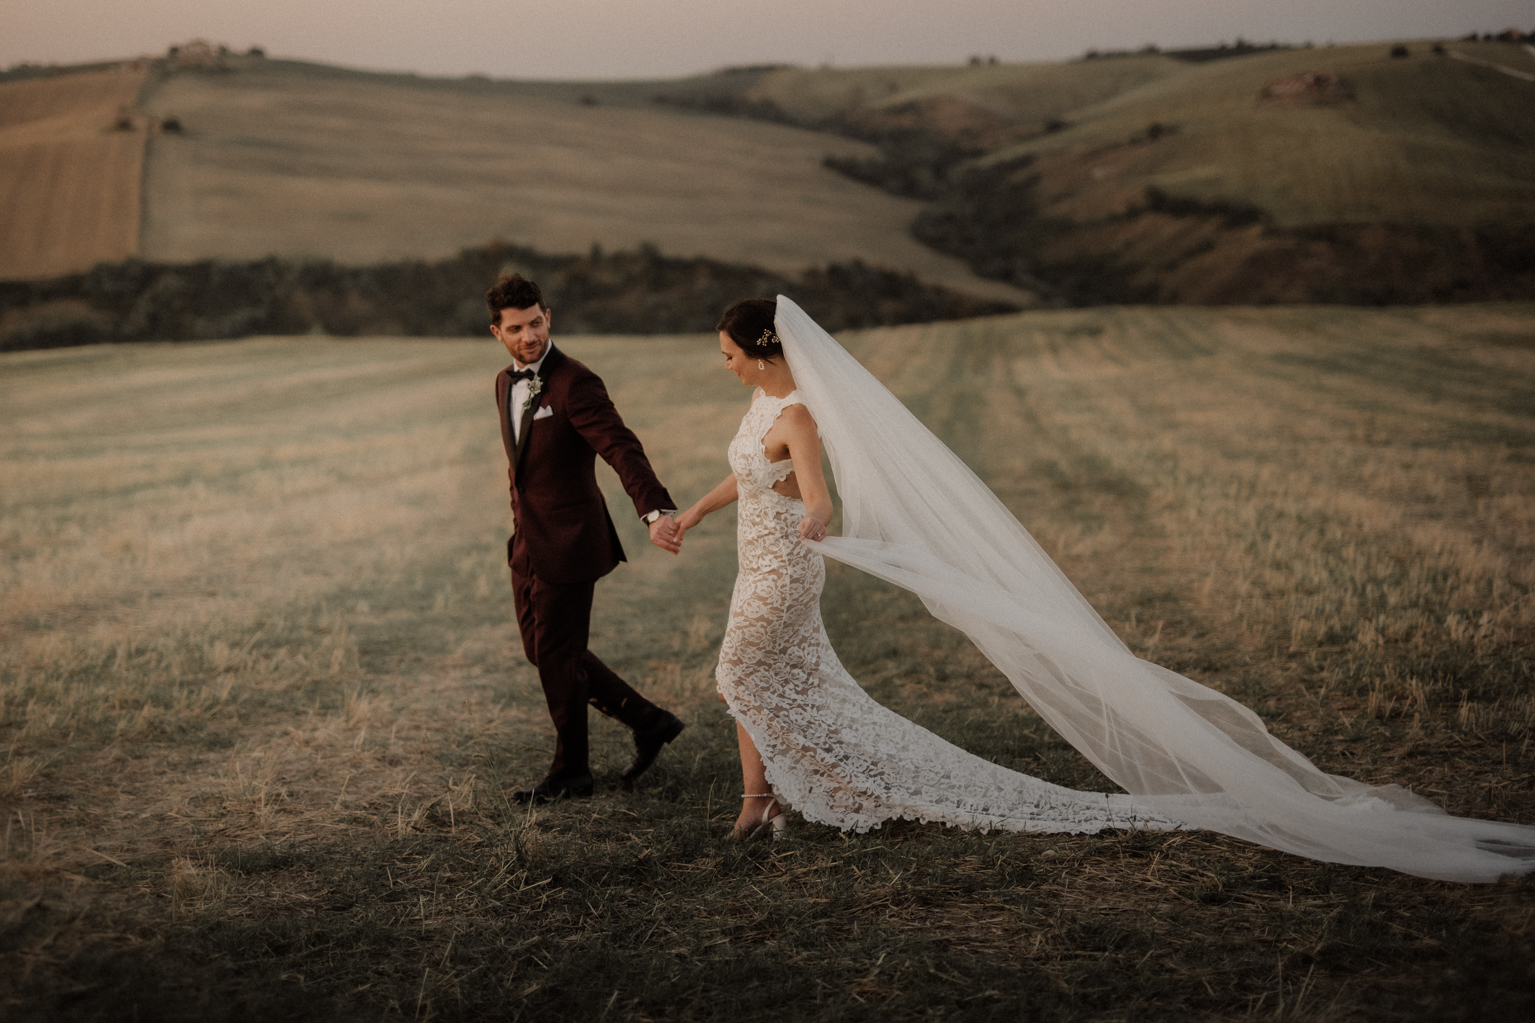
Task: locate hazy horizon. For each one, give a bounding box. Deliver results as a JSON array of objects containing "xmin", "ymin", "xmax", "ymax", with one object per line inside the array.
[{"xmin": 6, "ymin": 0, "xmax": 1532, "ymax": 81}]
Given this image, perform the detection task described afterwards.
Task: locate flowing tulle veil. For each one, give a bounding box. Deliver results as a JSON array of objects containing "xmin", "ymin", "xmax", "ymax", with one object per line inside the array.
[{"xmin": 775, "ymin": 295, "xmax": 1535, "ymax": 883}]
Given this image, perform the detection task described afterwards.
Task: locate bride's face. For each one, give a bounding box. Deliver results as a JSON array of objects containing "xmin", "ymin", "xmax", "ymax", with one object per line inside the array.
[{"xmin": 719, "ymin": 332, "xmax": 757, "ymax": 385}]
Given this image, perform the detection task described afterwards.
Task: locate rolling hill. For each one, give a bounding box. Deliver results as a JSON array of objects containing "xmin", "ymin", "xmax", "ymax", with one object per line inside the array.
[
  {"xmin": 691, "ymin": 41, "xmax": 1535, "ymax": 302},
  {"xmin": 1, "ymin": 39, "xmax": 1532, "ymax": 307},
  {"xmin": 130, "ymin": 55, "xmax": 1025, "ymax": 305},
  {"xmin": 703, "ymin": 40, "xmax": 1535, "ymax": 229}
]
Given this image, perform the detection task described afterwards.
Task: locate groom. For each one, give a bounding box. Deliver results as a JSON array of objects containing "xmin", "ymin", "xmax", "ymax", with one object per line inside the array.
[{"xmin": 488, "ymin": 274, "xmax": 686, "ymax": 803}]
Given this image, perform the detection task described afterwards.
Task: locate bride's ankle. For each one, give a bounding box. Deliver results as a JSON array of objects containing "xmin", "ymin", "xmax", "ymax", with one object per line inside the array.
[
  {"xmin": 736, "ymin": 803, "xmax": 779, "ymax": 819},
  {"xmin": 729, "ymin": 792, "xmax": 790, "ymax": 843},
  {"xmin": 738, "ymin": 792, "xmax": 779, "ymax": 820}
]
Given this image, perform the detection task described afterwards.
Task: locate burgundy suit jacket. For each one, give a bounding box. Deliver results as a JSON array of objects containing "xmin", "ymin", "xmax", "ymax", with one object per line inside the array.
[{"xmin": 496, "ymin": 346, "xmax": 674, "ymax": 584}]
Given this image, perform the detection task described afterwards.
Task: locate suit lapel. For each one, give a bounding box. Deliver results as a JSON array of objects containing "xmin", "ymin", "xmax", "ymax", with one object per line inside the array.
[
  {"xmin": 498, "ymin": 373, "xmax": 516, "ymax": 466},
  {"xmin": 513, "ymin": 399, "xmax": 536, "ymax": 466}
]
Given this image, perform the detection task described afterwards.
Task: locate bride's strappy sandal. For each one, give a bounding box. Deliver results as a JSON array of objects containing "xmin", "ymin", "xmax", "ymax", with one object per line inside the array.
[{"xmin": 731, "ymin": 793, "xmax": 788, "ymax": 843}]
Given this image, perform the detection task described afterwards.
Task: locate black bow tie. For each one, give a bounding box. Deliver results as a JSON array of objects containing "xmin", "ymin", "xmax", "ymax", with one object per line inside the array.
[{"xmin": 510, "ymin": 369, "xmax": 536, "ymax": 381}]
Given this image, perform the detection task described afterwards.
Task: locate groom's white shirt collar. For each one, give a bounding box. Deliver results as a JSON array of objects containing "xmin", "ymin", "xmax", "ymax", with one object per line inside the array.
[{"xmin": 510, "ymin": 344, "xmax": 554, "ymax": 443}]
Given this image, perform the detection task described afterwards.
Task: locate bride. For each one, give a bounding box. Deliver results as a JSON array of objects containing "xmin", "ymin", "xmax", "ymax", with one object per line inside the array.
[{"xmin": 671, "ymin": 296, "xmax": 1535, "ymax": 883}]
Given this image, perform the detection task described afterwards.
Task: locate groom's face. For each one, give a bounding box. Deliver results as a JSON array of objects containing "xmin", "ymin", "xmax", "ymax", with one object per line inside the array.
[{"xmin": 493, "ymin": 304, "xmax": 552, "ymax": 366}]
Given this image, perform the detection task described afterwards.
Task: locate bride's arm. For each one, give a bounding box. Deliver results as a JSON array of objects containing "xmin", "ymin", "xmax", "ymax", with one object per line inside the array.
[
  {"xmin": 782, "ymin": 407, "xmax": 833, "ymax": 541},
  {"xmin": 675, "ymin": 473, "xmax": 738, "ymax": 538}
]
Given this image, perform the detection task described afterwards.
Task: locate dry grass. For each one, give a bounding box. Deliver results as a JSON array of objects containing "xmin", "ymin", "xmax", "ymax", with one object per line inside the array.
[
  {"xmin": 738, "ymin": 42, "xmax": 1535, "ymax": 229},
  {"xmin": 135, "ymin": 64, "xmax": 1026, "ymax": 305},
  {"xmin": 993, "ymin": 41, "xmax": 1535, "ymax": 229},
  {"xmin": 0, "ymin": 66, "xmax": 147, "ymax": 280},
  {"xmin": 2, "ymin": 306, "xmax": 1533, "ymax": 1020},
  {"xmin": 746, "ymin": 55, "xmax": 1182, "ymax": 129}
]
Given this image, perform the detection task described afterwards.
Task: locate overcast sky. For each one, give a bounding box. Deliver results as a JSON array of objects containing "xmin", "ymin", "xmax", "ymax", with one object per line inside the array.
[{"xmin": 6, "ymin": 0, "xmax": 1531, "ymax": 80}]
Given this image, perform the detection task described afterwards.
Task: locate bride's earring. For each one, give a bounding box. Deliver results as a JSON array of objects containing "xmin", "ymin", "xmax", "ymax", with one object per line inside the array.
[{"xmin": 757, "ymin": 360, "xmax": 765, "ymax": 370}]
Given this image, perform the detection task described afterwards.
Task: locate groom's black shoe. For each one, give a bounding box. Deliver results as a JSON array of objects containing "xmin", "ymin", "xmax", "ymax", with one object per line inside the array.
[
  {"xmin": 622, "ymin": 710, "xmax": 686, "ymax": 782},
  {"xmin": 509, "ymin": 772, "xmax": 594, "ymax": 805}
]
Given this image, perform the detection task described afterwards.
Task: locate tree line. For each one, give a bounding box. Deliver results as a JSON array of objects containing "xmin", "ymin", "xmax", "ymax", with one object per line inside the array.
[{"xmin": 0, "ymin": 242, "xmax": 1018, "ymax": 352}]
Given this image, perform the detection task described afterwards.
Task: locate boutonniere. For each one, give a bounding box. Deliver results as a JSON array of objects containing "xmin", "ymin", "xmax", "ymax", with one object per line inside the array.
[{"xmin": 523, "ymin": 375, "xmax": 543, "ymax": 409}]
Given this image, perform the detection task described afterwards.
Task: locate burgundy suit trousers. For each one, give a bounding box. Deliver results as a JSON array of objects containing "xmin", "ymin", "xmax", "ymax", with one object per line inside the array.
[{"xmin": 511, "ymin": 564, "xmax": 661, "ymax": 779}]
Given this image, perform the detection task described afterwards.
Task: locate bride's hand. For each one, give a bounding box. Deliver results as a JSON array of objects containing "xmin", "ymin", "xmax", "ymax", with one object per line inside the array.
[
  {"xmin": 798, "ymin": 512, "xmax": 828, "ymax": 543},
  {"xmin": 675, "ymin": 507, "xmax": 703, "ymax": 542}
]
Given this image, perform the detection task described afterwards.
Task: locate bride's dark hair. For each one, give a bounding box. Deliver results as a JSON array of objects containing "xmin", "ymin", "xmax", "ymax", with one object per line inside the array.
[{"xmin": 716, "ymin": 298, "xmax": 782, "ymax": 359}]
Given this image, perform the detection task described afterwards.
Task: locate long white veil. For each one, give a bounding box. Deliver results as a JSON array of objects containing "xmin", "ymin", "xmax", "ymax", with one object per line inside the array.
[{"xmin": 776, "ymin": 295, "xmax": 1535, "ymax": 883}]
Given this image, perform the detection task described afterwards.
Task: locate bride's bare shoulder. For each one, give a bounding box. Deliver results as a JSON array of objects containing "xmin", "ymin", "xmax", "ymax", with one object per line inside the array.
[{"xmin": 778, "ymin": 401, "xmax": 819, "ymax": 433}]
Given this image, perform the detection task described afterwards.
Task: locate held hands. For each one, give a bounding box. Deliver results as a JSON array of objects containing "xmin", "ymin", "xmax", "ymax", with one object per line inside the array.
[
  {"xmin": 655, "ymin": 505, "xmax": 825, "ymax": 554},
  {"xmin": 651, "ymin": 507, "xmax": 707, "ymax": 556},
  {"xmin": 648, "ymin": 513, "xmax": 683, "ymax": 555},
  {"xmin": 664, "ymin": 508, "xmax": 704, "ymax": 554}
]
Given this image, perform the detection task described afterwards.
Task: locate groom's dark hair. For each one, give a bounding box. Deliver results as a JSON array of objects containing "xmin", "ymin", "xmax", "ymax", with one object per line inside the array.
[
  {"xmin": 717, "ymin": 298, "xmax": 782, "ymax": 359},
  {"xmin": 486, "ymin": 274, "xmax": 547, "ymax": 324}
]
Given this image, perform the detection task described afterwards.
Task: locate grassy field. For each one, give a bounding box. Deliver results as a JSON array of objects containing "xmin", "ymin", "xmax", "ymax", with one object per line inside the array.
[
  {"xmin": 0, "ymin": 66, "xmax": 147, "ymax": 280},
  {"xmin": 136, "ymin": 61, "xmax": 1026, "ymax": 306},
  {"xmin": 2, "ymin": 305, "xmax": 1534, "ymax": 1020}
]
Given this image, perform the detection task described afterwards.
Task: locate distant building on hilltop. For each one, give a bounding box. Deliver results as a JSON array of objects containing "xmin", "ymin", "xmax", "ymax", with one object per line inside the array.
[{"xmin": 166, "ymin": 40, "xmax": 227, "ymax": 72}]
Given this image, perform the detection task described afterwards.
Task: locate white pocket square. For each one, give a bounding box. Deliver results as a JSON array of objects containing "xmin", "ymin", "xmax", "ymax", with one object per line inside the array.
[{"xmin": 532, "ymin": 405, "xmax": 554, "ymax": 421}]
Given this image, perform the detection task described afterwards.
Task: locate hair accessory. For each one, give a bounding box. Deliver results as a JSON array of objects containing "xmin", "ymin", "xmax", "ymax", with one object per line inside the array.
[
  {"xmin": 758, "ymin": 360, "xmax": 765, "ymax": 370},
  {"xmin": 758, "ymin": 328, "xmax": 779, "ymax": 348}
]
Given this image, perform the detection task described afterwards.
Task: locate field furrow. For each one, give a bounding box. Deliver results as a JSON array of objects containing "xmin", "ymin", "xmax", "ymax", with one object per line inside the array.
[{"xmin": 0, "ymin": 67, "xmax": 147, "ymax": 280}]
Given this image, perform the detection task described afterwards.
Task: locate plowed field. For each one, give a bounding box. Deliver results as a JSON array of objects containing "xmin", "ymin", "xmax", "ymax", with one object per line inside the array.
[{"xmin": 0, "ymin": 67, "xmax": 147, "ymax": 280}]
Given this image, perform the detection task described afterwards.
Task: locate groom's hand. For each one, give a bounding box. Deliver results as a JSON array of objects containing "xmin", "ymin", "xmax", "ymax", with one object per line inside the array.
[{"xmin": 649, "ymin": 513, "xmax": 682, "ymax": 555}]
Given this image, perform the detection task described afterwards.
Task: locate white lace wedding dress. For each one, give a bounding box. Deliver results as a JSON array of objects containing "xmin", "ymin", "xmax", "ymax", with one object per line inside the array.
[
  {"xmin": 718, "ymin": 388, "xmax": 1171, "ymax": 835},
  {"xmin": 710, "ymin": 297, "xmax": 1535, "ymax": 883}
]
